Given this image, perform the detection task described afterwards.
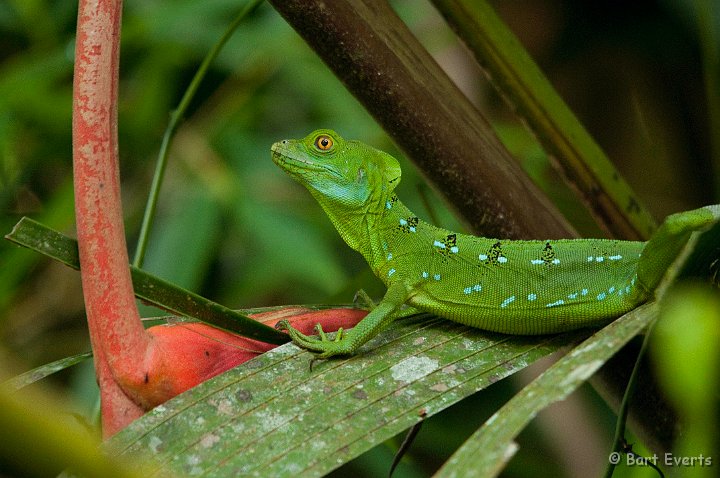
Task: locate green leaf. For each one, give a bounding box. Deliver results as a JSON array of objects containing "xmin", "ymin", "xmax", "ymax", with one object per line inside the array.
[
  {"xmin": 0, "ymin": 382, "xmax": 146, "ymax": 478},
  {"xmin": 107, "ymin": 315, "xmax": 588, "ymax": 476},
  {"xmin": 1, "ymin": 351, "xmax": 93, "ymax": 392},
  {"xmin": 652, "ymin": 285, "xmax": 720, "ymax": 478},
  {"xmin": 4, "ymin": 217, "xmax": 288, "ymax": 345},
  {"xmin": 435, "ymin": 303, "xmax": 657, "ymax": 478}
]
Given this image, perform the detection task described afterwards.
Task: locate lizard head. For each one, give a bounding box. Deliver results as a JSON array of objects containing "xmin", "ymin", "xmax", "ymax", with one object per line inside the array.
[{"xmin": 271, "ymin": 129, "xmax": 402, "ymax": 210}]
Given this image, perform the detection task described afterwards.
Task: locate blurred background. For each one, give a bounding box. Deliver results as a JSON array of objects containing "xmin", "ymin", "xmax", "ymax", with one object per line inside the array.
[{"xmin": 0, "ymin": 1, "xmax": 715, "ymax": 476}]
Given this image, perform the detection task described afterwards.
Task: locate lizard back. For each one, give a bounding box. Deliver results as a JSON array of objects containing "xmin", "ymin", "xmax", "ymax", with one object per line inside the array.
[{"xmin": 370, "ymin": 196, "xmax": 646, "ymax": 334}]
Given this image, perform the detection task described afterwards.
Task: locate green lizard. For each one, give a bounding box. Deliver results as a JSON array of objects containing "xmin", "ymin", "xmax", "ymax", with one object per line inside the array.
[{"xmin": 272, "ymin": 129, "xmax": 719, "ymax": 358}]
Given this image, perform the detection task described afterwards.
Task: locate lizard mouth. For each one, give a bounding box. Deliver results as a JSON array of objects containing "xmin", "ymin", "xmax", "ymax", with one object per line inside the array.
[{"xmin": 271, "ymin": 141, "xmax": 328, "ymax": 173}]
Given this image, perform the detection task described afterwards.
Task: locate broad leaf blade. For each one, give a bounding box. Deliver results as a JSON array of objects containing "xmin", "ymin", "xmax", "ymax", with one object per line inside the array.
[
  {"xmin": 436, "ymin": 303, "xmax": 657, "ymax": 478},
  {"xmin": 107, "ymin": 315, "xmax": 588, "ymax": 476}
]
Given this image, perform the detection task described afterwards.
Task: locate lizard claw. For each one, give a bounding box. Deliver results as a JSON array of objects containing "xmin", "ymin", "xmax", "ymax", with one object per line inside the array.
[{"xmin": 276, "ymin": 320, "xmax": 352, "ymax": 359}]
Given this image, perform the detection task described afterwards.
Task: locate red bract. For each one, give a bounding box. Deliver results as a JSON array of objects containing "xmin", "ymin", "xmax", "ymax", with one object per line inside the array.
[{"xmin": 140, "ymin": 308, "xmax": 367, "ymax": 410}]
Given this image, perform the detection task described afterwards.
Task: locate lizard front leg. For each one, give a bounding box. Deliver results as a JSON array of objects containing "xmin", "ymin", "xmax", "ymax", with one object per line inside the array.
[{"xmin": 276, "ymin": 282, "xmax": 410, "ymax": 359}]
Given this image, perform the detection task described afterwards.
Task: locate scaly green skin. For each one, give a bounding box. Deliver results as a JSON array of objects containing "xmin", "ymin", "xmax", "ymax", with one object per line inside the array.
[{"xmin": 272, "ymin": 129, "xmax": 720, "ymax": 358}]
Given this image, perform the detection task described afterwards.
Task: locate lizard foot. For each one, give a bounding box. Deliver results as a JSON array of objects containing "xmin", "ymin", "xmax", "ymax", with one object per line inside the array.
[{"xmin": 275, "ymin": 320, "xmax": 354, "ymax": 359}]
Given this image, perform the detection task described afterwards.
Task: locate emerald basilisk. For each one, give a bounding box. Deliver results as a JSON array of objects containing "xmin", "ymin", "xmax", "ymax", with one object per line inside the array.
[{"xmin": 272, "ymin": 129, "xmax": 719, "ymax": 358}]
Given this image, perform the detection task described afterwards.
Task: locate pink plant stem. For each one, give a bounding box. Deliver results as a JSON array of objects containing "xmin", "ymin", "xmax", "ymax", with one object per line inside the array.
[
  {"xmin": 73, "ymin": 0, "xmax": 152, "ymax": 436},
  {"xmin": 71, "ymin": 0, "xmax": 367, "ymax": 437}
]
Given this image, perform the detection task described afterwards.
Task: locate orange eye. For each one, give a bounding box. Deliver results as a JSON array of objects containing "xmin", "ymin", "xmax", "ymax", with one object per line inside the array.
[{"xmin": 315, "ymin": 135, "xmax": 333, "ymax": 151}]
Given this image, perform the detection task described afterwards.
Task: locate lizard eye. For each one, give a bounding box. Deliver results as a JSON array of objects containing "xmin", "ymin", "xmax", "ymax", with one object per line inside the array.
[{"xmin": 314, "ymin": 134, "xmax": 334, "ymax": 151}]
